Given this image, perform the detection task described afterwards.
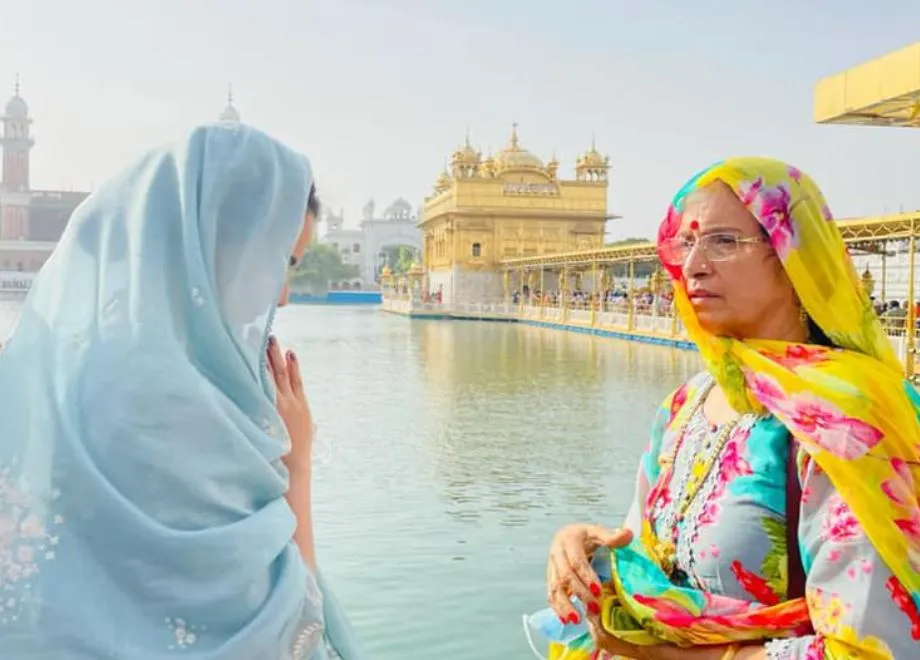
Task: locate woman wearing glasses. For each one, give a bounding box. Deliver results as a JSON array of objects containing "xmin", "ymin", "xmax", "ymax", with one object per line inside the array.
[{"xmin": 532, "ymin": 158, "xmax": 920, "ymax": 659}]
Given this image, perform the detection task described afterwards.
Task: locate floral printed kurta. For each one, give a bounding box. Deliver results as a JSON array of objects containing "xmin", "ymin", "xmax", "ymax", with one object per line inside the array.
[{"xmin": 623, "ymin": 373, "xmax": 919, "ymax": 658}]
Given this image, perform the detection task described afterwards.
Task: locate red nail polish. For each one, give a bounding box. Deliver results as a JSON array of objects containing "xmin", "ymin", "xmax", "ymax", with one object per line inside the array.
[
  {"xmin": 588, "ymin": 601, "xmax": 600, "ymax": 615},
  {"xmin": 558, "ymin": 615, "xmax": 566, "ymax": 624},
  {"xmin": 590, "ymin": 583, "xmax": 601, "ymax": 597},
  {"xmin": 567, "ymin": 612, "xmax": 580, "ymax": 624}
]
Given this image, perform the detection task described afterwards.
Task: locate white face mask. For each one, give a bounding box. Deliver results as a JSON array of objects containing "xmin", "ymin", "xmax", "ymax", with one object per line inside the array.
[
  {"xmin": 521, "ymin": 598, "xmax": 590, "ymax": 660},
  {"xmin": 521, "ymin": 547, "xmax": 614, "ymax": 659}
]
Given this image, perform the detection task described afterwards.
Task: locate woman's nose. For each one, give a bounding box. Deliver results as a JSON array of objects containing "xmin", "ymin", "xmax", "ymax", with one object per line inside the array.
[{"xmin": 682, "ymin": 241, "xmax": 712, "ymax": 279}]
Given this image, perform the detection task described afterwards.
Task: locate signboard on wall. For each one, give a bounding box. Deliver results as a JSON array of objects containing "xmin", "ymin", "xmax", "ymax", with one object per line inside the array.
[
  {"xmin": 501, "ymin": 183, "xmax": 558, "ymax": 195},
  {"xmin": 0, "ymin": 271, "xmax": 35, "ymax": 292}
]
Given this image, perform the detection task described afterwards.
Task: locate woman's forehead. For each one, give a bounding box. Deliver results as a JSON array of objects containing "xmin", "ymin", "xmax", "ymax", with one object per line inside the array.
[{"xmin": 679, "ymin": 182, "xmax": 759, "ymax": 233}]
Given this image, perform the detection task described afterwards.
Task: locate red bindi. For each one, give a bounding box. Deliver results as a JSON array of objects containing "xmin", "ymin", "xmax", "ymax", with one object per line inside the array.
[{"xmin": 689, "ymin": 220, "xmax": 699, "ymax": 231}]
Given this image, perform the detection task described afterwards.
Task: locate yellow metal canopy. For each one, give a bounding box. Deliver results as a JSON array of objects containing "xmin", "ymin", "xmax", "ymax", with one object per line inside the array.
[
  {"xmin": 499, "ymin": 212, "xmax": 920, "ymax": 268},
  {"xmin": 814, "ymin": 42, "xmax": 920, "ymax": 127}
]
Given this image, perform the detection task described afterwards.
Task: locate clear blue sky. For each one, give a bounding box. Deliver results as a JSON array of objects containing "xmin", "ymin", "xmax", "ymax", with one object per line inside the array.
[{"xmin": 2, "ymin": 0, "xmax": 919, "ymax": 239}]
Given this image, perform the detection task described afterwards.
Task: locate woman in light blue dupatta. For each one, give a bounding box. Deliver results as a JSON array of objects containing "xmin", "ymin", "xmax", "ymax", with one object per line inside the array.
[{"xmin": 0, "ymin": 123, "xmax": 366, "ymax": 659}]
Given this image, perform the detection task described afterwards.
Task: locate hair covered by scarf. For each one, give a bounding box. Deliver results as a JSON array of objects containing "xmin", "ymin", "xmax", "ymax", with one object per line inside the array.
[
  {"xmin": 635, "ymin": 157, "xmax": 920, "ymax": 646},
  {"xmin": 0, "ymin": 124, "xmax": 364, "ymax": 659},
  {"xmin": 658, "ymin": 158, "xmax": 904, "ymax": 410},
  {"xmin": 528, "ymin": 158, "xmax": 920, "ymax": 660}
]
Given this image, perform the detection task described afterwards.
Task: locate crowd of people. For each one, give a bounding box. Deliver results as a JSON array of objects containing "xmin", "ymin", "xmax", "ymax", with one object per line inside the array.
[
  {"xmin": 513, "ymin": 287, "xmax": 676, "ymax": 316},
  {"xmin": 874, "ymin": 297, "xmax": 920, "ymax": 333}
]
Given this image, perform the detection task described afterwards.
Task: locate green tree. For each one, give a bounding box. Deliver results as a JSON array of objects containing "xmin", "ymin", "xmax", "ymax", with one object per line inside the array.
[
  {"xmin": 289, "ymin": 243, "xmax": 360, "ymax": 293},
  {"xmin": 604, "ymin": 236, "xmax": 650, "ymax": 247},
  {"xmin": 379, "ymin": 245, "xmax": 418, "ymax": 274}
]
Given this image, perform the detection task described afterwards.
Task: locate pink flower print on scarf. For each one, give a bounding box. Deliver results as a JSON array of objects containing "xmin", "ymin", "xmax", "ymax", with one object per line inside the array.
[
  {"xmin": 737, "ymin": 178, "xmax": 797, "ymax": 259},
  {"xmin": 759, "ymin": 344, "xmax": 830, "ymax": 371},
  {"xmin": 882, "ymin": 458, "xmax": 920, "ymax": 549},
  {"xmin": 746, "ymin": 373, "xmax": 883, "ymax": 460},
  {"xmin": 782, "ymin": 392, "xmax": 883, "ymax": 459},
  {"xmin": 820, "ymin": 492, "xmax": 861, "ymax": 543},
  {"xmin": 757, "ymin": 184, "xmax": 797, "ymax": 259},
  {"xmin": 746, "ymin": 371, "xmax": 785, "ymax": 406},
  {"xmin": 737, "ymin": 177, "xmax": 764, "ymax": 206}
]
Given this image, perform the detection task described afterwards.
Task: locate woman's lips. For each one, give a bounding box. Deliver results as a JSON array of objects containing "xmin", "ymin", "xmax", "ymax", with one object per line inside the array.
[{"xmin": 688, "ymin": 290, "xmax": 719, "ymax": 301}]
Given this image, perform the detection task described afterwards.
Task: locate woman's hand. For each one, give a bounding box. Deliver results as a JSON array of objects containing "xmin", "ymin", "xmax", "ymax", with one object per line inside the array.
[
  {"xmin": 546, "ymin": 523, "xmax": 633, "ymax": 623},
  {"xmin": 267, "ymin": 334, "xmax": 318, "ymax": 568},
  {"xmin": 266, "ymin": 335, "xmax": 314, "ymax": 473}
]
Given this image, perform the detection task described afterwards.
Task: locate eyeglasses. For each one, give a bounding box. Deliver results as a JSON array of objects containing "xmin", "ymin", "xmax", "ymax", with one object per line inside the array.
[{"xmin": 659, "ymin": 232, "xmax": 767, "ymax": 266}]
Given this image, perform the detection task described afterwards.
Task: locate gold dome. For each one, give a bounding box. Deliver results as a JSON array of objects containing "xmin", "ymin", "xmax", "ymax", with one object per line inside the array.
[
  {"xmin": 576, "ymin": 136, "xmax": 609, "ymax": 169},
  {"xmin": 578, "ymin": 149, "xmax": 607, "ymax": 168},
  {"xmin": 494, "ymin": 123, "xmax": 544, "ymax": 172},
  {"xmin": 451, "ymin": 134, "xmax": 480, "ymax": 166},
  {"xmin": 434, "ymin": 167, "xmax": 452, "ymax": 191}
]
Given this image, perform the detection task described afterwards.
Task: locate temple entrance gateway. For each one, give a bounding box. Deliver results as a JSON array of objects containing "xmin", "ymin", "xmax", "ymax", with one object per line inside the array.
[{"xmin": 321, "ymin": 198, "xmax": 423, "ymax": 289}]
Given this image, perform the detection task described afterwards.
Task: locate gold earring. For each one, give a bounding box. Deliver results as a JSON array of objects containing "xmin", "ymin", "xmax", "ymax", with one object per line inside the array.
[{"xmin": 799, "ymin": 306, "xmax": 812, "ymax": 341}]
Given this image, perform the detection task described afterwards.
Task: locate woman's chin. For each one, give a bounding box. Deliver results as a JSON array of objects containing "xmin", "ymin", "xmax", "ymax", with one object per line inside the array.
[{"xmin": 694, "ymin": 311, "xmax": 733, "ymax": 336}]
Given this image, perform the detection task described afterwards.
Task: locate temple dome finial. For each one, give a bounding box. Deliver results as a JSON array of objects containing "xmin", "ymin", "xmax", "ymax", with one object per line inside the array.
[
  {"xmin": 219, "ymin": 83, "xmax": 241, "ymax": 123},
  {"xmin": 4, "ymin": 74, "xmax": 29, "ymax": 119}
]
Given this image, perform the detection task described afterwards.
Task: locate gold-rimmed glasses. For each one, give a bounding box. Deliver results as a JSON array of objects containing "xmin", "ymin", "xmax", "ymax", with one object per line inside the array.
[{"xmin": 659, "ymin": 232, "xmax": 767, "ymax": 267}]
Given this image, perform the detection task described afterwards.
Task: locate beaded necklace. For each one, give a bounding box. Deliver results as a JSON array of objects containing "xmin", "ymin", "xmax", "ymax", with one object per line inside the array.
[{"xmin": 649, "ymin": 382, "xmax": 740, "ymax": 580}]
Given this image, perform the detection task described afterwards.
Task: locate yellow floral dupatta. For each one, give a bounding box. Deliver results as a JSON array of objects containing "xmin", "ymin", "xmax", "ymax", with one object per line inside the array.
[
  {"xmin": 536, "ymin": 159, "xmax": 919, "ymax": 660},
  {"xmin": 647, "ymin": 157, "xmax": 920, "ymax": 655}
]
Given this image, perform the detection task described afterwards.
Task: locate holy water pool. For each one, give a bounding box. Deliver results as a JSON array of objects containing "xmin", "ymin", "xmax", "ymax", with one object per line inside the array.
[{"xmin": 0, "ymin": 302, "xmax": 700, "ymax": 659}]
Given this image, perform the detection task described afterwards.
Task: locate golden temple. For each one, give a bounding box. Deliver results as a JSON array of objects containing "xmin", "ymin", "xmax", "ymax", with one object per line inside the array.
[
  {"xmin": 419, "ymin": 125, "xmax": 614, "ymax": 303},
  {"xmin": 383, "ymin": 44, "xmax": 920, "ymax": 379}
]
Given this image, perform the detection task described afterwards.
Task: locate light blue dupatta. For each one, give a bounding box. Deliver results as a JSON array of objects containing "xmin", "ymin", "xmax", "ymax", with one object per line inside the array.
[{"xmin": 0, "ymin": 124, "xmax": 365, "ymax": 659}]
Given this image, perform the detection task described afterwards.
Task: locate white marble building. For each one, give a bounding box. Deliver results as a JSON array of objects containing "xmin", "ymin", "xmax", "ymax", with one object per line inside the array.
[{"xmin": 321, "ymin": 198, "xmax": 423, "ymax": 288}]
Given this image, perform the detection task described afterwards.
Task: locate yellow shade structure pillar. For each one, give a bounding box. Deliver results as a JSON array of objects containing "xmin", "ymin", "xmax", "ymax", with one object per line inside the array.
[
  {"xmin": 518, "ymin": 268, "xmax": 525, "ymax": 317},
  {"xmin": 906, "ymin": 229, "xmax": 917, "ymax": 379},
  {"xmin": 561, "ymin": 267, "xmax": 569, "ymax": 323},
  {"xmin": 590, "ymin": 261, "xmax": 598, "ymax": 327},
  {"xmin": 627, "ymin": 258, "xmax": 636, "ymax": 332},
  {"xmin": 881, "ymin": 245, "xmax": 888, "ymax": 305},
  {"xmin": 539, "ymin": 268, "xmax": 546, "ymax": 319}
]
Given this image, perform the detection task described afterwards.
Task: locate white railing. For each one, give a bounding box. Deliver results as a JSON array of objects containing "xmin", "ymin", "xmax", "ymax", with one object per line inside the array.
[
  {"xmin": 452, "ymin": 301, "xmax": 517, "ymax": 317},
  {"xmin": 380, "ymin": 296, "xmax": 919, "ymax": 372},
  {"xmin": 885, "ymin": 328, "xmax": 920, "ymax": 369},
  {"xmin": 382, "ymin": 297, "xmax": 685, "ymax": 337}
]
